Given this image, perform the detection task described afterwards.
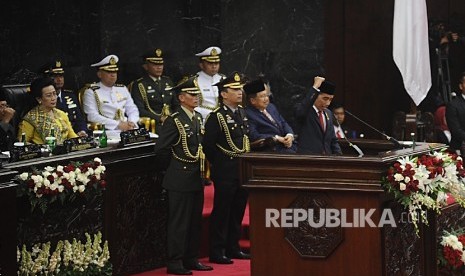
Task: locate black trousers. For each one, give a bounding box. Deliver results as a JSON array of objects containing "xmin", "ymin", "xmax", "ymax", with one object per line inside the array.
[
  {"xmin": 166, "ymin": 189, "xmax": 204, "ymax": 269},
  {"xmin": 209, "ymin": 179, "xmax": 248, "ymax": 257}
]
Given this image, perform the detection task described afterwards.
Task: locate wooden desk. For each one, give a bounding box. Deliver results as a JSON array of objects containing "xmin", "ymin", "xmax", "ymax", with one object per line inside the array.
[
  {"xmin": 1, "ymin": 141, "xmax": 168, "ymax": 275},
  {"xmin": 240, "ymin": 142, "xmax": 459, "ymax": 276}
]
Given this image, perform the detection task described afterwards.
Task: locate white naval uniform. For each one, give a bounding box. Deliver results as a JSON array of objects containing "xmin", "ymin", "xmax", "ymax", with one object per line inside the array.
[
  {"xmin": 83, "ymin": 82, "xmax": 140, "ymax": 130},
  {"xmin": 194, "ymin": 70, "xmax": 223, "ymax": 121}
]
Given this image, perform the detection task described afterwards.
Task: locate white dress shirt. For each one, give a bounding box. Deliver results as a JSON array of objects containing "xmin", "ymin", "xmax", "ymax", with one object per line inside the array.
[{"xmin": 334, "ymin": 125, "xmax": 345, "ymax": 138}]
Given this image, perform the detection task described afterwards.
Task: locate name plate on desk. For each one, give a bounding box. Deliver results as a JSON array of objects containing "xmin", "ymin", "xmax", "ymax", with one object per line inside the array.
[
  {"xmin": 10, "ymin": 144, "xmax": 42, "ymax": 162},
  {"xmin": 63, "ymin": 137, "xmax": 97, "ymax": 153},
  {"xmin": 119, "ymin": 128, "xmax": 151, "ymax": 146}
]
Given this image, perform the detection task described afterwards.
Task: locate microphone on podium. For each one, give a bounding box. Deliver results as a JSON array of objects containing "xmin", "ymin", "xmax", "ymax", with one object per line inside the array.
[
  {"xmin": 333, "ymin": 113, "xmax": 364, "ymax": 157},
  {"xmin": 344, "ymin": 109, "xmax": 402, "ymax": 149}
]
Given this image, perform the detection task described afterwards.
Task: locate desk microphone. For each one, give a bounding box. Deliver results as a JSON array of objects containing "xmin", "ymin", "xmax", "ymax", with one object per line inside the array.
[
  {"xmin": 344, "ymin": 109, "xmax": 402, "ymax": 149},
  {"xmin": 333, "ymin": 114, "xmax": 364, "ymax": 157}
]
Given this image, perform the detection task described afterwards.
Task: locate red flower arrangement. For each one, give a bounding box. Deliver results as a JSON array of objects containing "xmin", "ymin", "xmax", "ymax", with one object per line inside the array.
[
  {"xmin": 383, "ymin": 150, "xmax": 465, "ymax": 235},
  {"xmin": 15, "ymin": 157, "xmax": 107, "ymax": 213},
  {"xmin": 439, "ymin": 229, "xmax": 465, "ymax": 271}
]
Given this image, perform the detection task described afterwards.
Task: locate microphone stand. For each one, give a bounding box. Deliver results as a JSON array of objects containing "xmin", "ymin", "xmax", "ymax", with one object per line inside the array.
[
  {"xmin": 334, "ymin": 114, "xmax": 364, "ymax": 157},
  {"xmin": 344, "ymin": 109, "xmax": 403, "ymax": 149}
]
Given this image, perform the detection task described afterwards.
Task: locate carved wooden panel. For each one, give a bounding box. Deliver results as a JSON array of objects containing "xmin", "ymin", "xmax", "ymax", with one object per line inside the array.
[
  {"xmin": 285, "ymin": 192, "xmax": 343, "ymax": 258},
  {"xmin": 383, "ymin": 201, "xmax": 423, "ymax": 276}
]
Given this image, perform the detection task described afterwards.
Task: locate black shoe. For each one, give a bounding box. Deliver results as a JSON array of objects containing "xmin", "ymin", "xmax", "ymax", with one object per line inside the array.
[
  {"xmin": 227, "ymin": 251, "xmax": 250, "ymax": 259},
  {"xmin": 166, "ymin": 267, "xmax": 193, "ymax": 275},
  {"xmin": 209, "ymin": 255, "xmax": 234, "ymax": 264},
  {"xmin": 184, "ymin": 262, "xmax": 213, "ymax": 271}
]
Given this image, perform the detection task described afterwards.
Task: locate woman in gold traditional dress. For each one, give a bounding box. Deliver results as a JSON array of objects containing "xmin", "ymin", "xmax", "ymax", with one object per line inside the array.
[{"xmin": 18, "ymin": 77, "xmax": 78, "ymax": 144}]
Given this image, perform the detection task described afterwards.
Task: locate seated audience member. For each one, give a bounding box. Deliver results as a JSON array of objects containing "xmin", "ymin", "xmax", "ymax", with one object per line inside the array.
[
  {"xmin": 130, "ymin": 48, "xmax": 177, "ymax": 133},
  {"xmin": 82, "ymin": 54, "xmax": 139, "ymax": 131},
  {"xmin": 0, "ymin": 90, "xmax": 16, "ymax": 151},
  {"xmin": 244, "ymin": 79, "xmax": 296, "ymax": 153},
  {"xmin": 331, "ymin": 102, "xmax": 346, "ymax": 139},
  {"xmin": 18, "ymin": 77, "xmax": 78, "ymax": 144},
  {"xmin": 44, "ymin": 60, "xmax": 88, "ymax": 137},
  {"xmin": 295, "ymin": 76, "xmax": 341, "ymax": 155},
  {"xmin": 445, "ymin": 73, "xmax": 465, "ymax": 151}
]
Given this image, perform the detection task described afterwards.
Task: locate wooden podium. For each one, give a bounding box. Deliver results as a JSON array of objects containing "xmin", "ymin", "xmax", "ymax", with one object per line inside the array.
[{"xmin": 240, "ymin": 141, "xmax": 458, "ymax": 276}]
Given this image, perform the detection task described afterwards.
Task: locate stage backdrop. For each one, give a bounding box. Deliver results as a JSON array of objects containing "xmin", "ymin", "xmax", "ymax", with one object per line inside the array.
[{"xmin": 0, "ymin": 0, "xmax": 463, "ymax": 135}]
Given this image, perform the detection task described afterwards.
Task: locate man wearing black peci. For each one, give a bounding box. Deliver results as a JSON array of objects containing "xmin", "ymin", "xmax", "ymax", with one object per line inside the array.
[
  {"xmin": 154, "ymin": 76, "xmax": 213, "ymax": 275},
  {"xmin": 296, "ymin": 76, "xmax": 342, "ymax": 155},
  {"xmin": 202, "ymin": 72, "xmax": 251, "ymax": 264}
]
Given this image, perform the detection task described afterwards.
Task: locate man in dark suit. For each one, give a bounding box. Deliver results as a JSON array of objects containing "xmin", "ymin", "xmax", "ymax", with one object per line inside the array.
[
  {"xmin": 129, "ymin": 48, "xmax": 177, "ymax": 133},
  {"xmin": 446, "ymin": 72, "xmax": 465, "ymax": 152},
  {"xmin": 45, "ymin": 61, "xmax": 88, "ymax": 136},
  {"xmin": 296, "ymin": 76, "xmax": 342, "ymax": 155},
  {"xmin": 244, "ymin": 79, "xmax": 296, "ymax": 153},
  {"xmin": 0, "ymin": 90, "xmax": 16, "ymax": 151},
  {"xmin": 202, "ymin": 72, "xmax": 251, "ymax": 264},
  {"xmin": 154, "ymin": 76, "xmax": 213, "ymax": 275}
]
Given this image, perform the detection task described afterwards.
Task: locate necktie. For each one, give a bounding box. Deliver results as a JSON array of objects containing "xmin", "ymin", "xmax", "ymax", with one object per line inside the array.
[
  {"xmin": 336, "ymin": 129, "xmax": 342, "ymax": 138},
  {"xmin": 318, "ymin": 111, "xmax": 326, "ymax": 132},
  {"xmin": 263, "ymin": 109, "xmax": 277, "ymax": 125},
  {"xmin": 233, "ymin": 110, "xmax": 242, "ymax": 123}
]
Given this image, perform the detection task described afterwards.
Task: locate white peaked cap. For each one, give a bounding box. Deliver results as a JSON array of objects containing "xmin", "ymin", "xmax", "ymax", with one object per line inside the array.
[{"xmin": 91, "ymin": 54, "xmax": 119, "ymax": 71}]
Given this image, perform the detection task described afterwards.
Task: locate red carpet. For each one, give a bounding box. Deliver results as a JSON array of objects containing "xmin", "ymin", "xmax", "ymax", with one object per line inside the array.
[
  {"xmin": 131, "ymin": 184, "xmax": 251, "ymax": 276},
  {"xmin": 130, "ymin": 257, "xmax": 250, "ymax": 276}
]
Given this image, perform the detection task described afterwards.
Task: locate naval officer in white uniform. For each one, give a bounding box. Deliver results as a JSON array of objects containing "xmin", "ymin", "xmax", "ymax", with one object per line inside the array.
[
  {"xmin": 83, "ymin": 54, "xmax": 140, "ymax": 131},
  {"xmin": 194, "ymin": 46, "xmax": 225, "ymax": 121}
]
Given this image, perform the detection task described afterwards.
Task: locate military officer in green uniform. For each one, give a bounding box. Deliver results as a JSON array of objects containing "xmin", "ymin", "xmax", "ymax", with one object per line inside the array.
[
  {"xmin": 154, "ymin": 75, "xmax": 213, "ymax": 275},
  {"xmin": 130, "ymin": 48, "xmax": 177, "ymax": 133},
  {"xmin": 202, "ymin": 72, "xmax": 251, "ymax": 264}
]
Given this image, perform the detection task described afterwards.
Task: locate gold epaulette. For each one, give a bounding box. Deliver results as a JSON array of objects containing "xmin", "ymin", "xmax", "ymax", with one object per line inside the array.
[{"xmin": 90, "ymin": 84, "xmax": 100, "ymax": 90}]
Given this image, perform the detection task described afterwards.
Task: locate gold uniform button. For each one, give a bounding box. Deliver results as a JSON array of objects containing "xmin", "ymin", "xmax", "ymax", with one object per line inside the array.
[{"xmin": 183, "ymin": 166, "xmax": 187, "ymax": 169}]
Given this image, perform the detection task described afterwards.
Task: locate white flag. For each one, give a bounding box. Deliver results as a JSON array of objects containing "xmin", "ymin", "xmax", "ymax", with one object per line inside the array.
[{"xmin": 393, "ymin": 0, "xmax": 431, "ymax": 106}]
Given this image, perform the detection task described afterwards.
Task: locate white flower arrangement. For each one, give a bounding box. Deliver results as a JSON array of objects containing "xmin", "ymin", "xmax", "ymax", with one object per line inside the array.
[
  {"xmin": 15, "ymin": 157, "xmax": 107, "ymax": 213},
  {"xmin": 383, "ymin": 150, "xmax": 465, "ymax": 235},
  {"xmin": 17, "ymin": 231, "xmax": 112, "ymax": 275}
]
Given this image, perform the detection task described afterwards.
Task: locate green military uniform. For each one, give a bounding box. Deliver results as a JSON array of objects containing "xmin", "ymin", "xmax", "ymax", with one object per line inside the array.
[
  {"xmin": 202, "ymin": 72, "xmax": 251, "ymax": 263},
  {"xmin": 130, "ymin": 75, "xmax": 176, "ymax": 122},
  {"xmin": 130, "ymin": 48, "xmax": 178, "ymax": 133},
  {"xmin": 153, "ymin": 75, "xmax": 212, "ymax": 274}
]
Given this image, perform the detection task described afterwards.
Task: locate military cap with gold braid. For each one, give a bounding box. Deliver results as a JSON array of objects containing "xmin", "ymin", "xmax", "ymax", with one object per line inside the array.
[
  {"xmin": 214, "ymin": 71, "xmax": 244, "ymax": 91},
  {"xmin": 169, "ymin": 75, "xmax": 201, "ymax": 95},
  {"xmin": 44, "ymin": 60, "xmax": 65, "ymax": 75},
  {"xmin": 143, "ymin": 48, "xmax": 164, "ymax": 64},
  {"xmin": 195, "ymin": 46, "xmax": 221, "ymax": 63},
  {"xmin": 91, "ymin": 54, "xmax": 119, "ymax": 72}
]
